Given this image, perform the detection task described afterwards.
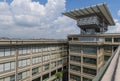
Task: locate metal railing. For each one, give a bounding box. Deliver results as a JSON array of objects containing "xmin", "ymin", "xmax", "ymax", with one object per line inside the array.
[{"xmin": 93, "ymin": 45, "xmax": 120, "ymax": 81}]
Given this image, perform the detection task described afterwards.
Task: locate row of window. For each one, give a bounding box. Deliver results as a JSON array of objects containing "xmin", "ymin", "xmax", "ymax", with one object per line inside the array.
[
  {"xmin": 32, "ymin": 67, "xmax": 41, "ymax": 75},
  {"xmin": 70, "ymin": 74, "xmax": 81, "ymax": 81},
  {"xmin": 0, "ymin": 45, "xmax": 65, "ymax": 57},
  {"xmin": 70, "ymin": 74, "xmax": 92, "ymax": 81},
  {"xmin": 70, "ymin": 46, "xmax": 97, "ymax": 54},
  {"xmin": 83, "ymin": 57, "xmax": 96, "ymax": 65},
  {"xmin": 18, "ymin": 70, "xmax": 30, "ymax": 80},
  {"xmin": 0, "ymin": 62, "xmax": 15, "ymax": 72},
  {"xmin": 70, "ymin": 64, "xmax": 81, "ymax": 72},
  {"xmin": 70, "ymin": 55, "xmax": 81, "ymax": 62},
  {"xmin": 32, "ymin": 57, "xmax": 41, "ymax": 64},
  {"xmin": 18, "ymin": 59, "xmax": 30, "ymax": 67},
  {"xmin": 105, "ymin": 37, "xmax": 120, "ymax": 42},
  {"xmin": 0, "ymin": 48, "xmax": 15, "ymax": 57},
  {"xmin": 0, "ymin": 75, "xmax": 15, "ymax": 81}
]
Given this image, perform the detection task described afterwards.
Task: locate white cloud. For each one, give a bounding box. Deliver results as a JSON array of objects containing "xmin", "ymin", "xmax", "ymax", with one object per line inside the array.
[
  {"xmin": 107, "ymin": 19, "xmax": 120, "ymax": 33},
  {"xmin": 118, "ymin": 10, "xmax": 120, "ymax": 16},
  {"xmin": 0, "ymin": 0, "xmax": 79, "ymax": 39}
]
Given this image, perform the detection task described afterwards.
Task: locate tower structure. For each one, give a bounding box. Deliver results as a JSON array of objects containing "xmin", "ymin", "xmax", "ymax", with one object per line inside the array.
[{"xmin": 63, "ymin": 3, "xmax": 116, "ymax": 81}]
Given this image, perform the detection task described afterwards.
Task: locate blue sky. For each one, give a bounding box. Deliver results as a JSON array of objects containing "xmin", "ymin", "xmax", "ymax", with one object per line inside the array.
[{"xmin": 0, "ymin": 0, "xmax": 120, "ymax": 39}]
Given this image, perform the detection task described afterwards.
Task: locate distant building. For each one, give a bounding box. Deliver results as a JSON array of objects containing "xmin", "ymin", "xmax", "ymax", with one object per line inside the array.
[{"xmin": 0, "ymin": 3, "xmax": 120, "ymax": 81}]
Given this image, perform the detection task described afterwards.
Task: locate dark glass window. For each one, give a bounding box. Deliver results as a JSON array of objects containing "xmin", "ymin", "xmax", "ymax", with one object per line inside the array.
[
  {"xmin": 70, "ymin": 55, "xmax": 81, "ymax": 62},
  {"xmin": 70, "ymin": 64, "xmax": 81, "ymax": 72},
  {"xmin": 51, "ymin": 70, "xmax": 56, "ymax": 76},
  {"xmin": 83, "ymin": 67, "xmax": 96, "ymax": 75},
  {"xmin": 70, "ymin": 45, "xmax": 81, "ymax": 53},
  {"xmin": 83, "ymin": 57, "xmax": 96, "ymax": 65},
  {"xmin": 32, "ymin": 67, "xmax": 38, "ymax": 75},
  {"xmin": 105, "ymin": 38, "xmax": 112, "ymax": 42},
  {"xmin": 83, "ymin": 47, "xmax": 97, "ymax": 54},
  {"xmin": 70, "ymin": 74, "xmax": 81, "ymax": 81},
  {"xmin": 104, "ymin": 56, "xmax": 110, "ymax": 61},
  {"xmin": 83, "ymin": 77, "xmax": 92, "ymax": 81},
  {"xmin": 114, "ymin": 38, "xmax": 120, "ymax": 42},
  {"xmin": 42, "ymin": 73, "xmax": 49, "ymax": 80}
]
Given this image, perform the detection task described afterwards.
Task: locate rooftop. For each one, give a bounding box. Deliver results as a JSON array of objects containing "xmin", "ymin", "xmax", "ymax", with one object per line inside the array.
[{"xmin": 63, "ymin": 3, "xmax": 115, "ymax": 26}]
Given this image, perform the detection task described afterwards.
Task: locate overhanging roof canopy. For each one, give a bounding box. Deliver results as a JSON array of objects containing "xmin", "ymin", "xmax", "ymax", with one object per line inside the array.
[{"xmin": 63, "ymin": 3, "xmax": 115, "ymax": 26}]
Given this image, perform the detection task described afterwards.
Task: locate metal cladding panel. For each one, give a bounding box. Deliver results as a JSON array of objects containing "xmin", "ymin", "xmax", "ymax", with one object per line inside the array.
[{"xmin": 63, "ymin": 3, "xmax": 115, "ymax": 26}]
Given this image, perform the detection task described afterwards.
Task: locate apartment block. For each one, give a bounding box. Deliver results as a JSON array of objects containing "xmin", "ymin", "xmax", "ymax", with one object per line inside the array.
[
  {"xmin": 0, "ymin": 40, "xmax": 68, "ymax": 81},
  {"xmin": 63, "ymin": 3, "xmax": 120, "ymax": 81}
]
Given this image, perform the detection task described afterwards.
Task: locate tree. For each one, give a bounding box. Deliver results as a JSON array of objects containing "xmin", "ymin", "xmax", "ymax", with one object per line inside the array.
[{"xmin": 55, "ymin": 72, "xmax": 63, "ymax": 81}]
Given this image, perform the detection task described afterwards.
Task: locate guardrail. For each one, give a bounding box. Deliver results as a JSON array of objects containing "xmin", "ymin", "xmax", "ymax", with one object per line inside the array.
[{"xmin": 92, "ymin": 45, "xmax": 120, "ymax": 81}]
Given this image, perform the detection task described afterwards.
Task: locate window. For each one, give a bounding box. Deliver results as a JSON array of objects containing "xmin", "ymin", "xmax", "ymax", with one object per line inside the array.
[
  {"xmin": 83, "ymin": 47, "xmax": 97, "ymax": 54},
  {"xmin": 0, "ymin": 75, "xmax": 15, "ymax": 81},
  {"xmin": 83, "ymin": 77, "xmax": 92, "ymax": 81},
  {"xmin": 0, "ymin": 49, "xmax": 4, "ymax": 57},
  {"xmin": 83, "ymin": 67, "xmax": 96, "ymax": 75},
  {"xmin": 70, "ymin": 74, "xmax": 81, "ymax": 81},
  {"xmin": 70, "ymin": 64, "xmax": 81, "ymax": 72},
  {"xmin": 0, "ymin": 62, "xmax": 15, "ymax": 72},
  {"xmin": 18, "ymin": 70, "xmax": 30, "ymax": 80},
  {"xmin": 43, "ymin": 64, "xmax": 49, "ymax": 71},
  {"xmin": 32, "ymin": 67, "xmax": 38, "ymax": 75},
  {"xmin": 83, "ymin": 57, "xmax": 96, "ymax": 65},
  {"xmin": 42, "ymin": 73, "xmax": 49, "ymax": 81},
  {"xmin": 32, "ymin": 57, "xmax": 41, "ymax": 64},
  {"xmin": 70, "ymin": 55, "xmax": 81, "ymax": 62},
  {"xmin": 114, "ymin": 37, "xmax": 120, "ymax": 42},
  {"xmin": 105, "ymin": 38, "xmax": 112, "ymax": 42},
  {"xmin": 19, "ymin": 59, "xmax": 30, "ymax": 67},
  {"xmin": 5, "ymin": 49, "xmax": 10, "ymax": 56},
  {"xmin": 0, "ymin": 64, "xmax": 4, "ymax": 72},
  {"xmin": 70, "ymin": 45, "xmax": 81, "ymax": 53},
  {"xmin": 5, "ymin": 63, "xmax": 10, "ymax": 71}
]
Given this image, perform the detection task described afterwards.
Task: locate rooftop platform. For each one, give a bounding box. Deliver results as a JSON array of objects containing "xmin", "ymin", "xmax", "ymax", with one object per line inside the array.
[{"xmin": 63, "ymin": 3, "xmax": 115, "ymax": 26}]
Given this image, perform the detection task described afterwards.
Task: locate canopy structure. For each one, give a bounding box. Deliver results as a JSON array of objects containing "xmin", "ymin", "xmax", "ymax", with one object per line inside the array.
[{"xmin": 63, "ymin": 3, "xmax": 115, "ymax": 26}]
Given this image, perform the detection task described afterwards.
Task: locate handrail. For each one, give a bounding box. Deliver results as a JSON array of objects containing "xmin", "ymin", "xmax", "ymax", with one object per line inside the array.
[{"xmin": 92, "ymin": 45, "xmax": 120, "ymax": 81}]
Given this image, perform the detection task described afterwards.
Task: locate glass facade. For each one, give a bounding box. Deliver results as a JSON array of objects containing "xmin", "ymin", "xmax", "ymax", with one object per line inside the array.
[
  {"xmin": 0, "ymin": 62, "xmax": 15, "ymax": 72},
  {"xmin": 70, "ymin": 45, "xmax": 81, "ymax": 53},
  {"xmin": 70, "ymin": 74, "xmax": 81, "ymax": 81},
  {"xmin": 105, "ymin": 38, "xmax": 112, "ymax": 42},
  {"xmin": 83, "ymin": 57, "xmax": 96, "ymax": 65},
  {"xmin": 70, "ymin": 55, "xmax": 81, "ymax": 62},
  {"xmin": 114, "ymin": 37, "xmax": 120, "ymax": 42},
  {"xmin": 0, "ymin": 48, "xmax": 15, "ymax": 57},
  {"xmin": 70, "ymin": 64, "xmax": 81, "ymax": 72},
  {"xmin": 83, "ymin": 67, "xmax": 96, "ymax": 75},
  {"xmin": 83, "ymin": 47, "xmax": 97, "ymax": 54}
]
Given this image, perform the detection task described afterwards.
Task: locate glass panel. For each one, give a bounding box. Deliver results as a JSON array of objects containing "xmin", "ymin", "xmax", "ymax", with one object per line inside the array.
[
  {"xmin": 114, "ymin": 38, "xmax": 120, "ymax": 42},
  {"xmin": 5, "ymin": 49, "xmax": 10, "ymax": 56},
  {"xmin": 0, "ymin": 64, "xmax": 4, "ymax": 72},
  {"xmin": 10, "ymin": 75, "xmax": 15, "ymax": 81},
  {"xmin": 0, "ymin": 79, "xmax": 4, "ymax": 81},
  {"xmin": 0, "ymin": 49, "xmax": 4, "ymax": 57},
  {"xmin": 4, "ymin": 77, "xmax": 10, "ymax": 81},
  {"xmin": 5, "ymin": 63, "xmax": 10, "ymax": 71},
  {"xmin": 11, "ymin": 48, "xmax": 15, "ymax": 56},
  {"xmin": 19, "ymin": 48, "xmax": 22, "ymax": 55},
  {"xmin": 22, "ymin": 71, "xmax": 26, "ymax": 79},
  {"xmin": 83, "ymin": 47, "xmax": 97, "ymax": 54},
  {"xmin": 105, "ymin": 38, "xmax": 112, "ymax": 42},
  {"xmin": 11, "ymin": 62, "xmax": 15, "ymax": 69}
]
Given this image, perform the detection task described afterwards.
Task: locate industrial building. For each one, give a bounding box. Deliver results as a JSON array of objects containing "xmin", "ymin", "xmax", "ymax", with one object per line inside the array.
[{"xmin": 0, "ymin": 3, "xmax": 120, "ymax": 81}]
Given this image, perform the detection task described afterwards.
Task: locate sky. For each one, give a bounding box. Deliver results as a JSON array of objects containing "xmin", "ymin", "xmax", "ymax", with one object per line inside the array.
[{"xmin": 0, "ymin": 0, "xmax": 120, "ymax": 39}]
